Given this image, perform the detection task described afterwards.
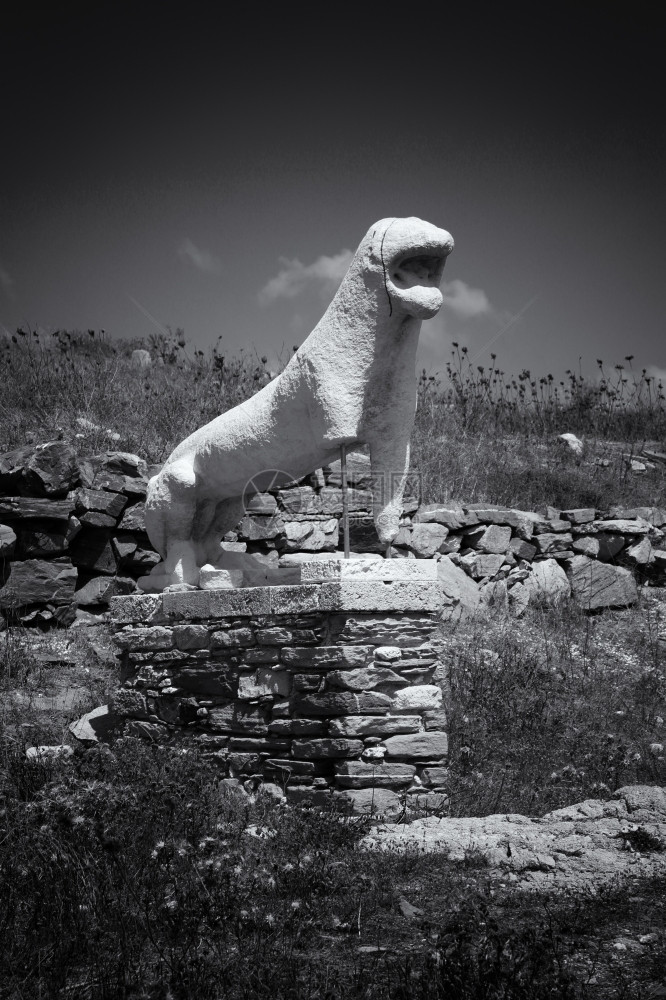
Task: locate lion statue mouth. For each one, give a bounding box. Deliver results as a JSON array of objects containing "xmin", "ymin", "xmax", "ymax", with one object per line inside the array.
[{"xmin": 385, "ymin": 240, "xmax": 453, "ymax": 319}]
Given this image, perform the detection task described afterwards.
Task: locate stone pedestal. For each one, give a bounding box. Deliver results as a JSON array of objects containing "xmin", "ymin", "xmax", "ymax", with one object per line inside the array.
[{"xmin": 109, "ymin": 573, "xmax": 449, "ymax": 814}]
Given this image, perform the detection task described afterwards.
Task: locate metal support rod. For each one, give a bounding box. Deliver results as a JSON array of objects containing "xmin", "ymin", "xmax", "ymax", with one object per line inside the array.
[{"xmin": 340, "ymin": 443, "xmax": 350, "ymax": 558}]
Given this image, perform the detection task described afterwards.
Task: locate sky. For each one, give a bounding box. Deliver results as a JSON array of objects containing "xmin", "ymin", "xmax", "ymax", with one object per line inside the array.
[{"xmin": 1, "ymin": 3, "xmax": 664, "ymax": 385}]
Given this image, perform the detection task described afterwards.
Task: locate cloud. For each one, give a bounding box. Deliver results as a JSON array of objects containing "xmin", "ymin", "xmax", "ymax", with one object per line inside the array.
[
  {"xmin": 178, "ymin": 238, "xmax": 222, "ymax": 274},
  {"xmin": 258, "ymin": 249, "xmax": 354, "ymax": 305},
  {"xmin": 440, "ymin": 279, "xmax": 492, "ymax": 318},
  {"xmin": 0, "ymin": 264, "xmax": 15, "ymax": 298}
]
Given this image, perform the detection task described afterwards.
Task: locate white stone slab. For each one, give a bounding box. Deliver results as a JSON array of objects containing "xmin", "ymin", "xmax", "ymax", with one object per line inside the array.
[{"xmin": 300, "ymin": 558, "xmax": 438, "ymax": 583}]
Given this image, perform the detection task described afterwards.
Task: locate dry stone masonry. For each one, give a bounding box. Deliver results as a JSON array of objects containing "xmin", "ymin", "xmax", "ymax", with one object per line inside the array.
[
  {"xmin": 108, "ymin": 571, "xmax": 449, "ymax": 814},
  {"xmin": 1, "ymin": 441, "xmax": 665, "ymax": 627}
]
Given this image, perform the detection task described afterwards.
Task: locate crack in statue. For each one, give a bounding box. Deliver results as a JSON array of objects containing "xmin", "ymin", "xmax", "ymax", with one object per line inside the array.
[{"xmin": 140, "ymin": 216, "xmax": 454, "ymax": 590}]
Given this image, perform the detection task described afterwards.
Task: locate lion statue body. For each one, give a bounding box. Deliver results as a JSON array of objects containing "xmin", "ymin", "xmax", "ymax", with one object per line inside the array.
[{"xmin": 141, "ymin": 217, "xmax": 454, "ymax": 590}]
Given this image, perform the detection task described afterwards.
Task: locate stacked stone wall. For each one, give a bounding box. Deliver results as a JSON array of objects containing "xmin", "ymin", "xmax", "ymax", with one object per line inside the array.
[
  {"xmin": 1, "ymin": 441, "xmax": 665, "ymax": 626},
  {"xmin": 109, "ymin": 585, "xmax": 449, "ymax": 814}
]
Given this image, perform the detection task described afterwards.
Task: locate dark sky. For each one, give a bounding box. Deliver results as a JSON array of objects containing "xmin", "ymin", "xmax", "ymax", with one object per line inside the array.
[{"xmin": 2, "ymin": 3, "xmax": 664, "ymax": 382}]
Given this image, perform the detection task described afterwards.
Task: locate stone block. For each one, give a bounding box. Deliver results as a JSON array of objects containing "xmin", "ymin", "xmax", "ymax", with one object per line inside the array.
[
  {"xmin": 334, "ymin": 761, "xmax": 416, "ymax": 789},
  {"xmin": 74, "ymin": 488, "xmax": 127, "ymax": 519},
  {"xmin": 392, "ymin": 685, "xmax": 442, "ymax": 711},
  {"xmin": 459, "ymin": 552, "xmax": 503, "ymax": 579},
  {"xmin": 111, "ymin": 688, "xmax": 148, "ymax": 718},
  {"xmin": 560, "ymin": 507, "xmax": 596, "ymax": 524},
  {"xmin": 414, "ymin": 503, "xmax": 471, "ymax": 529},
  {"xmin": 325, "ymin": 451, "xmax": 373, "ymax": 489},
  {"xmin": 592, "ymin": 518, "xmax": 651, "ymax": 535},
  {"xmin": 243, "ymin": 647, "xmax": 280, "ymax": 664},
  {"xmin": 117, "ymin": 503, "xmax": 146, "ymax": 533},
  {"xmin": 256, "ymin": 627, "xmax": 293, "ymax": 645},
  {"xmin": 327, "ymin": 666, "xmax": 403, "ymax": 690},
  {"xmin": 267, "ymin": 718, "xmax": 327, "ymax": 736},
  {"xmin": 567, "ymin": 555, "xmax": 638, "ymax": 610},
  {"xmin": 78, "ymin": 511, "xmax": 117, "ymax": 528},
  {"xmin": 465, "ymin": 507, "xmax": 537, "ymax": 539},
  {"xmin": 508, "ymin": 537, "xmax": 537, "ymax": 561},
  {"xmin": 374, "ymin": 646, "xmax": 402, "ymax": 662},
  {"xmin": 404, "ymin": 523, "xmax": 450, "ymax": 558},
  {"xmin": 170, "ymin": 666, "xmax": 238, "ymax": 698},
  {"xmin": 572, "ymin": 536, "xmax": 599, "ymax": 557},
  {"xmin": 73, "ymin": 575, "xmax": 136, "ymax": 606},
  {"xmin": 109, "ymin": 593, "xmax": 165, "ymax": 624},
  {"xmin": 269, "ymin": 585, "xmax": 320, "ymax": 615},
  {"xmin": 238, "ymin": 514, "xmax": 284, "ymax": 541},
  {"xmin": 290, "ymin": 738, "xmax": 364, "ymax": 759},
  {"xmin": 300, "ymin": 558, "xmax": 437, "ymax": 583},
  {"xmin": 333, "ymin": 613, "xmax": 437, "ymax": 647},
  {"xmin": 382, "ymin": 732, "xmax": 448, "ymax": 759},
  {"xmin": 596, "ymin": 534, "xmax": 627, "ymax": 561},
  {"xmin": 112, "ymin": 532, "xmax": 138, "ymax": 563},
  {"xmin": 16, "ymin": 521, "xmax": 70, "ymax": 557},
  {"xmin": 0, "ymin": 557, "xmax": 77, "ymax": 609},
  {"xmin": 0, "ymin": 523, "xmax": 17, "ymax": 558},
  {"xmin": 228, "ymin": 737, "xmax": 291, "ymax": 753},
  {"xmin": 208, "ymin": 705, "xmax": 269, "ymax": 735},
  {"xmin": 421, "ymin": 766, "xmax": 449, "ymax": 787},
  {"xmin": 293, "ymin": 691, "xmax": 392, "ymax": 715},
  {"xmin": 318, "ymin": 580, "xmax": 444, "ymax": 612},
  {"xmin": 437, "ymin": 555, "xmax": 481, "ymax": 614},
  {"xmin": 70, "ymin": 528, "xmax": 117, "ymax": 575},
  {"xmin": 238, "ymin": 668, "xmax": 291, "ymax": 699},
  {"xmin": 210, "ymin": 626, "xmax": 256, "ymax": 649},
  {"xmin": 115, "ymin": 626, "xmax": 174, "ymax": 651},
  {"xmin": 524, "ymin": 559, "xmax": 571, "ymax": 605},
  {"xmin": 281, "ymin": 645, "xmax": 373, "ymax": 669},
  {"xmin": 292, "ymin": 673, "xmax": 323, "ymax": 692},
  {"xmin": 263, "ymin": 758, "xmax": 318, "ymax": 775},
  {"xmin": 318, "ymin": 487, "xmax": 373, "ymax": 516},
  {"xmin": 348, "ymin": 517, "xmax": 385, "ymax": 554},
  {"xmin": 0, "ymin": 497, "xmax": 74, "ymax": 521},
  {"xmin": 624, "ymin": 537, "xmax": 654, "ymax": 565},
  {"xmin": 406, "ymin": 791, "xmax": 449, "ymax": 814},
  {"xmin": 466, "ymin": 524, "xmax": 512, "ymax": 554},
  {"xmin": 245, "ymin": 492, "xmax": 278, "ymax": 516},
  {"xmin": 334, "ymin": 787, "xmax": 403, "ymax": 817},
  {"xmin": 328, "ymin": 715, "xmax": 422, "ymax": 737},
  {"xmin": 533, "ymin": 518, "xmax": 571, "ymax": 534},
  {"xmin": 173, "ymin": 624, "xmax": 211, "ymax": 650},
  {"xmin": 277, "ymin": 486, "xmax": 319, "ymax": 516},
  {"xmin": 534, "ymin": 532, "xmax": 574, "ymax": 554},
  {"xmin": 0, "ymin": 440, "xmax": 79, "ymax": 498}
]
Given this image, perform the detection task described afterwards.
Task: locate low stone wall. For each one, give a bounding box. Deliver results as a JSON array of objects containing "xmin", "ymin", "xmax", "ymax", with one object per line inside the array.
[
  {"xmin": 1, "ymin": 441, "xmax": 665, "ymax": 626},
  {"xmin": 109, "ymin": 577, "xmax": 449, "ymax": 815}
]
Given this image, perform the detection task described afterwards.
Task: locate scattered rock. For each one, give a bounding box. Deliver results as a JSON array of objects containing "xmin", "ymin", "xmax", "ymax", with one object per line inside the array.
[
  {"xmin": 69, "ymin": 705, "xmax": 119, "ymax": 744},
  {"xmin": 131, "ymin": 349, "xmax": 152, "ymax": 367},
  {"xmin": 557, "ymin": 432, "xmax": 583, "ymax": 456}
]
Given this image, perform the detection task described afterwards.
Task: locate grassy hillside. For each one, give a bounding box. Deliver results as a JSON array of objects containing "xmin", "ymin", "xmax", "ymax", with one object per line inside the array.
[{"xmin": 1, "ymin": 328, "xmax": 664, "ymax": 510}]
